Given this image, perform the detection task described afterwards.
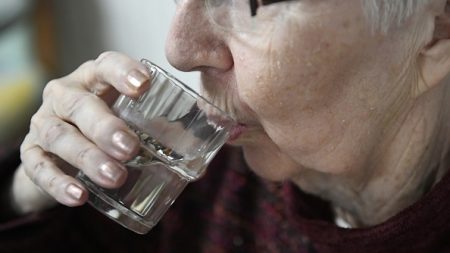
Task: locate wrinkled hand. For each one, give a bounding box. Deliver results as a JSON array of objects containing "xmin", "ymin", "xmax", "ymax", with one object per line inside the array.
[{"xmin": 13, "ymin": 52, "xmax": 151, "ymax": 213}]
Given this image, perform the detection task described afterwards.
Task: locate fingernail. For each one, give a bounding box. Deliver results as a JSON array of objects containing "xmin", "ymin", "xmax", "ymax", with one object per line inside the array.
[
  {"xmin": 99, "ymin": 162, "xmax": 125, "ymax": 183},
  {"xmin": 112, "ymin": 130, "xmax": 138, "ymax": 155},
  {"xmin": 66, "ymin": 184, "xmax": 83, "ymax": 200},
  {"xmin": 127, "ymin": 69, "xmax": 149, "ymax": 89}
]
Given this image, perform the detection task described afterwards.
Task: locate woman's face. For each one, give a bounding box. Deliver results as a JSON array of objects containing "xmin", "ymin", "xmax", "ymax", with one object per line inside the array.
[{"xmin": 166, "ymin": 0, "xmax": 421, "ymax": 182}]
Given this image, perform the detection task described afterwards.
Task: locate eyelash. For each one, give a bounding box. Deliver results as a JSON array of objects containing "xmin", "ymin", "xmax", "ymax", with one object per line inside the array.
[
  {"xmin": 251, "ymin": 0, "xmax": 295, "ymax": 16},
  {"xmin": 261, "ymin": 0, "xmax": 291, "ymax": 4}
]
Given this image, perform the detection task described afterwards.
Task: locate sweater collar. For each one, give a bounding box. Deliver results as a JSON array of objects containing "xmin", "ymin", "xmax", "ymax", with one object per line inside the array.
[{"xmin": 281, "ymin": 169, "xmax": 450, "ymax": 252}]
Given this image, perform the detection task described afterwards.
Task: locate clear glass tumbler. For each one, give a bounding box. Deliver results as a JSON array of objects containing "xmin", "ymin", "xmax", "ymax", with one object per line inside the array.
[{"xmin": 77, "ymin": 59, "xmax": 235, "ymax": 234}]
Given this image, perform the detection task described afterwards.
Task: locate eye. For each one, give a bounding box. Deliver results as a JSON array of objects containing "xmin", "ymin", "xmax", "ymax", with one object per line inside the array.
[
  {"xmin": 252, "ymin": 0, "xmax": 296, "ymax": 17},
  {"xmin": 261, "ymin": 0, "xmax": 294, "ymax": 6}
]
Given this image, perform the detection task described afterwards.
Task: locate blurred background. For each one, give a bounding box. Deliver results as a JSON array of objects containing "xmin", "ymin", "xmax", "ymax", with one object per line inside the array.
[{"xmin": 0, "ymin": 0, "xmax": 199, "ymax": 159}]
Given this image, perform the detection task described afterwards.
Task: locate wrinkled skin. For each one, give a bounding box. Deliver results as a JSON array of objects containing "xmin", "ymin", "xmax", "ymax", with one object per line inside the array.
[
  {"xmin": 166, "ymin": 0, "xmax": 450, "ymax": 225},
  {"xmin": 13, "ymin": 0, "xmax": 450, "ymax": 227}
]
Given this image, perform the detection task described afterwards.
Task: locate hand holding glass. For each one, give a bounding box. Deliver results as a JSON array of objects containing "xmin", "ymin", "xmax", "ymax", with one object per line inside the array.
[{"xmin": 77, "ymin": 60, "xmax": 235, "ymax": 234}]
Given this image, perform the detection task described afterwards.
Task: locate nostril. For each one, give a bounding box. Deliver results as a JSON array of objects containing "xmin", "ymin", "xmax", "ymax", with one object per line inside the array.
[{"xmin": 166, "ymin": 39, "xmax": 234, "ymax": 73}]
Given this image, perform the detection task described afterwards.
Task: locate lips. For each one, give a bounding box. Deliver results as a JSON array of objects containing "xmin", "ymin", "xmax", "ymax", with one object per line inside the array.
[
  {"xmin": 200, "ymin": 100, "xmax": 259, "ymax": 143},
  {"xmin": 199, "ymin": 73, "xmax": 259, "ymax": 143},
  {"xmin": 204, "ymin": 113, "xmax": 246, "ymax": 141},
  {"xmin": 228, "ymin": 124, "xmax": 247, "ymax": 142}
]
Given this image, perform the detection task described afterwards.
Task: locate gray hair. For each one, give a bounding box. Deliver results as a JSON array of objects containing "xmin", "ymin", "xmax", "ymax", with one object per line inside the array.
[{"xmin": 363, "ymin": 0, "xmax": 429, "ymax": 33}]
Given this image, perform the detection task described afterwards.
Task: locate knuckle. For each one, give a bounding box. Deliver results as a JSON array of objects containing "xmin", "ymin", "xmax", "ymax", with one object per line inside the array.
[
  {"xmin": 59, "ymin": 92, "xmax": 89, "ymax": 119},
  {"xmin": 78, "ymin": 60, "xmax": 96, "ymax": 82},
  {"xmin": 41, "ymin": 122, "xmax": 69, "ymax": 150},
  {"xmin": 95, "ymin": 51, "xmax": 116, "ymax": 66},
  {"xmin": 76, "ymin": 147, "xmax": 95, "ymax": 165},
  {"xmin": 46, "ymin": 175, "xmax": 58, "ymax": 189},
  {"xmin": 31, "ymin": 161, "xmax": 46, "ymax": 186},
  {"xmin": 29, "ymin": 113, "xmax": 41, "ymax": 130},
  {"xmin": 87, "ymin": 60, "xmax": 96, "ymax": 71},
  {"xmin": 19, "ymin": 140, "xmax": 28, "ymax": 155},
  {"xmin": 29, "ymin": 160, "xmax": 64, "ymax": 196},
  {"xmin": 43, "ymin": 79, "xmax": 61, "ymax": 99},
  {"xmin": 28, "ymin": 113, "xmax": 46, "ymax": 143},
  {"xmin": 91, "ymin": 116, "xmax": 123, "ymax": 140},
  {"xmin": 20, "ymin": 134, "xmax": 36, "ymax": 154},
  {"xmin": 80, "ymin": 59, "xmax": 95, "ymax": 69}
]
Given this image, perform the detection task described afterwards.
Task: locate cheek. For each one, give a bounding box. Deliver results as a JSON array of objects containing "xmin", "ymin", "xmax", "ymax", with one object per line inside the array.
[
  {"xmin": 231, "ymin": 17, "xmax": 372, "ymax": 169},
  {"xmin": 235, "ymin": 32, "xmax": 346, "ymax": 131},
  {"xmin": 235, "ymin": 54, "xmax": 342, "ymax": 160},
  {"xmin": 235, "ymin": 23, "xmax": 349, "ymax": 120}
]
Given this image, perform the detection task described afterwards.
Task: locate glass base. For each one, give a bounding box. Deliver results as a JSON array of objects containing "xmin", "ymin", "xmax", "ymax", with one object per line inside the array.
[{"xmin": 84, "ymin": 181, "xmax": 155, "ymax": 235}]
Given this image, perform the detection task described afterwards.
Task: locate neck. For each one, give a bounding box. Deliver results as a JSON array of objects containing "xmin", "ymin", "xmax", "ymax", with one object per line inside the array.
[
  {"xmin": 340, "ymin": 112, "xmax": 447, "ymax": 227},
  {"xmin": 295, "ymin": 85, "xmax": 450, "ymax": 228}
]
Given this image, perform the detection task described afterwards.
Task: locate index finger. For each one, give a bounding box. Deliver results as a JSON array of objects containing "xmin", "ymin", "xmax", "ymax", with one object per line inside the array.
[{"xmin": 68, "ymin": 51, "xmax": 151, "ymax": 98}]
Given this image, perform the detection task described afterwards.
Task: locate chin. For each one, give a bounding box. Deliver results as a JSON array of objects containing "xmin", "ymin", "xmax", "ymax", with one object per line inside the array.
[{"xmin": 241, "ymin": 144, "xmax": 302, "ymax": 182}]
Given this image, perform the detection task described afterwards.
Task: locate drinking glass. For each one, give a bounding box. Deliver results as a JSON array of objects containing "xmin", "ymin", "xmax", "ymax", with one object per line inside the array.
[{"xmin": 77, "ymin": 59, "xmax": 235, "ymax": 234}]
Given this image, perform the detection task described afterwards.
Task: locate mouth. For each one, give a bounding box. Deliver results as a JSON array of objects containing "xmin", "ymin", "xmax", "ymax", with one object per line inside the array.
[
  {"xmin": 199, "ymin": 72, "xmax": 261, "ymax": 144},
  {"xmin": 228, "ymin": 123, "xmax": 247, "ymax": 142},
  {"xmin": 205, "ymin": 113, "xmax": 247, "ymax": 142},
  {"xmin": 203, "ymin": 106, "xmax": 259, "ymax": 144}
]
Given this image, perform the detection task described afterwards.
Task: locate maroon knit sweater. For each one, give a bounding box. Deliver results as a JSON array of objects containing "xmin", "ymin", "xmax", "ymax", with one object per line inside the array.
[{"xmin": 1, "ymin": 146, "xmax": 450, "ymax": 253}]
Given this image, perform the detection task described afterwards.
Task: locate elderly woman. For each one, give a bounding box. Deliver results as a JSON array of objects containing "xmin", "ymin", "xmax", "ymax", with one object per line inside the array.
[{"xmin": 1, "ymin": 0, "xmax": 450, "ymax": 252}]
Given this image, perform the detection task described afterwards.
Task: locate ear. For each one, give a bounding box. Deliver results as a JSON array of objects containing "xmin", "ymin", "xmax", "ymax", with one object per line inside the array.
[{"xmin": 416, "ymin": 0, "xmax": 450, "ymax": 96}]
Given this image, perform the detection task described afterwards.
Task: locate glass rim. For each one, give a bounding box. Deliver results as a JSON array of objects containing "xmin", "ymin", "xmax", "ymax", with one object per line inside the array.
[{"xmin": 140, "ymin": 59, "xmax": 236, "ymax": 125}]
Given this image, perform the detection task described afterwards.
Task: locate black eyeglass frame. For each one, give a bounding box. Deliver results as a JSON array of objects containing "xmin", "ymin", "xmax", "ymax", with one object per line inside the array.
[{"xmin": 249, "ymin": 0, "xmax": 293, "ymax": 16}]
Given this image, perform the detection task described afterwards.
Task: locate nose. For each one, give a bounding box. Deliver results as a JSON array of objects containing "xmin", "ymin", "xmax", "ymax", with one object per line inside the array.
[{"xmin": 165, "ymin": 0, "xmax": 233, "ymax": 73}]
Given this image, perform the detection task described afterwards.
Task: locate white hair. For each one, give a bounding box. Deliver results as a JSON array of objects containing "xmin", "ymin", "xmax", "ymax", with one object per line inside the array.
[{"xmin": 363, "ymin": 0, "xmax": 429, "ymax": 33}]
